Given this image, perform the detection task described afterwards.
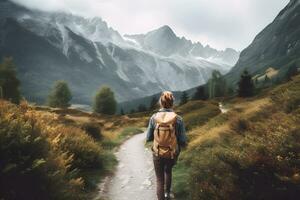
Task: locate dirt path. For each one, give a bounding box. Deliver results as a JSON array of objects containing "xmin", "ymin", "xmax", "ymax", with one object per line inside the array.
[{"xmin": 96, "ymin": 132, "xmax": 156, "ymax": 200}]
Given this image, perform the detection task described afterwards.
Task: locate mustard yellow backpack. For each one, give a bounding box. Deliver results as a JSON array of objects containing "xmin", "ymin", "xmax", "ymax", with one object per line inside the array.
[{"xmin": 152, "ymin": 112, "xmax": 178, "ymax": 159}]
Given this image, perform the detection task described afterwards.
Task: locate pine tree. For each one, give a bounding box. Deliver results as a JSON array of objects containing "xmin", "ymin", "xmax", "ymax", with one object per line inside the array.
[
  {"xmin": 208, "ymin": 70, "xmax": 227, "ymax": 98},
  {"xmin": 120, "ymin": 108, "xmax": 125, "ymax": 115},
  {"xmin": 180, "ymin": 91, "xmax": 189, "ymax": 106},
  {"xmin": 254, "ymin": 77, "xmax": 259, "ymax": 85},
  {"xmin": 138, "ymin": 104, "xmax": 147, "ymax": 112},
  {"xmin": 264, "ymin": 75, "xmax": 270, "ymax": 84},
  {"xmin": 0, "ymin": 57, "xmax": 21, "ymax": 104},
  {"xmin": 149, "ymin": 96, "xmax": 158, "ymax": 110},
  {"xmin": 93, "ymin": 86, "xmax": 117, "ymax": 115},
  {"xmin": 192, "ymin": 85, "xmax": 207, "ymax": 100},
  {"xmin": 286, "ymin": 63, "xmax": 298, "ymax": 81},
  {"xmin": 47, "ymin": 80, "xmax": 72, "ymax": 108},
  {"xmin": 227, "ymin": 87, "xmax": 235, "ymax": 96},
  {"xmin": 238, "ymin": 70, "xmax": 255, "ymax": 97}
]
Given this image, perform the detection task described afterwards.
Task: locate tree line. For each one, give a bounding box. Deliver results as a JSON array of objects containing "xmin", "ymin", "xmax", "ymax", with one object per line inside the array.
[{"xmin": 0, "ymin": 57, "xmax": 299, "ymax": 114}]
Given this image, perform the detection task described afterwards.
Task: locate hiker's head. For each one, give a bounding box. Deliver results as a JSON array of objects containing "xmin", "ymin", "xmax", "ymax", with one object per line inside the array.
[{"xmin": 159, "ymin": 91, "xmax": 174, "ymax": 109}]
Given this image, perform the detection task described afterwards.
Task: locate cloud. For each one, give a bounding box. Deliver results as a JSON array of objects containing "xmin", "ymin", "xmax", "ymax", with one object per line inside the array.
[{"xmin": 11, "ymin": 0, "xmax": 289, "ymax": 50}]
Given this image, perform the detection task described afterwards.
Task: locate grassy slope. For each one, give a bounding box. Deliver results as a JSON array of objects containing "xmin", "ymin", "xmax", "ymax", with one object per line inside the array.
[
  {"xmin": 2, "ymin": 74, "xmax": 299, "ymax": 199},
  {"xmin": 173, "ymin": 75, "xmax": 300, "ymax": 200},
  {"xmin": 0, "ymin": 101, "xmax": 145, "ymax": 199}
]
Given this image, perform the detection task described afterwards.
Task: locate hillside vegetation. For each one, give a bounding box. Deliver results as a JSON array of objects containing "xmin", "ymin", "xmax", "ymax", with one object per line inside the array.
[
  {"xmin": 0, "ymin": 100, "xmax": 144, "ymax": 200},
  {"xmin": 173, "ymin": 75, "xmax": 300, "ymax": 200}
]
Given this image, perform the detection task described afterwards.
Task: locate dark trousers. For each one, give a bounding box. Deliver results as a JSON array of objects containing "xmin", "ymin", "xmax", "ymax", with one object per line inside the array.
[{"xmin": 153, "ymin": 155, "xmax": 175, "ymax": 200}]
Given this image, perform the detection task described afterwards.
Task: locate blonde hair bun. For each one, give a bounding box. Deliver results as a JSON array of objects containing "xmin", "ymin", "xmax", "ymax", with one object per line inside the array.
[{"xmin": 159, "ymin": 91, "xmax": 174, "ymax": 109}]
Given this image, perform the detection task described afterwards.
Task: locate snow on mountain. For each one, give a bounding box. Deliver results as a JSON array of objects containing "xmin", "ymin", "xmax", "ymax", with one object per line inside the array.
[
  {"xmin": 125, "ymin": 26, "xmax": 240, "ymax": 67},
  {"xmin": 0, "ymin": 0, "xmax": 239, "ymax": 104}
]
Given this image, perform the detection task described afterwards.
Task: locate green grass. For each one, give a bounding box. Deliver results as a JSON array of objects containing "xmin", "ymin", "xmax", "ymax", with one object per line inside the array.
[
  {"xmin": 172, "ymin": 75, "xmax": 300, "ymax": 200},
  {"xmin": 178, "ymin": 100, "xmax": 221, "ymax": 131},
  {"xmin": 172, "ymin": 162, "xmax": 190, "ymax": 199},
  {"xmin": 102, "ymin": 126, "xmax": 144, "ymax": 150}
]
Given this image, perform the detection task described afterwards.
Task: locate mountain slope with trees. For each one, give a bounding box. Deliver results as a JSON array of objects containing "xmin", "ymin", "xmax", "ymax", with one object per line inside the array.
[
  {"xmin": 0, "ymin": 0, "xmax": 238, "ymax": 105},
  {"xmin": 226, "ymin": 0, "xmax": 300, "ymax": 85}
]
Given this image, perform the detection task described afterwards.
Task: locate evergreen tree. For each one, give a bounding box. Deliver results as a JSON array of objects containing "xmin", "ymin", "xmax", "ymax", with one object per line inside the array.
[
  {"xmin": 149, "ymin": 96, "xmax": 158, "ymax": 110},
  {"xmin": 0, "ymin": 57, "xmax": 21, "ymax": 104},
  {"xmin": 180, "ymin": 91, "xmax": 189, "ymax": 106},
  {"xmin": 138, "ymin": 104, "xmax": 147, "ymax": 112},
  {"xmin": 93, "ymin": 86, "xmax": 117, "ymax": 115},
  {"xmin": 192, "ymin": 85, "xmax": 207, "ymax": 100},
  {"xmin": 264, "ymin": 75, "xmax": 270, "ymax": 84},
  {"xmin": 286, "ymin": 63, "xmax": 298, "ymax": 81},
  {"xmin": 254, "ymin": 77, "xmax": 259, "ymax": 85},
  {"xmin": 208, "ymin": 70, "xmax": 227, "ymax": 98},
  {"xmin": 120, "ymin": 108, "xmax": 125, "ymax": 115},
  {"xmin": 238, "ymin": 70, "xmax": 255, "ymax": 97},
  {"xmin": 130, "ymin": 109, "xmax": 135, "ymax": 114},
  {"xmin": 47, "ymin": 80, "xmax": 72, "ymax": 108},
  {"xmin": 227, "ymin": 87, "xmax": 235, "ymax": 96}
]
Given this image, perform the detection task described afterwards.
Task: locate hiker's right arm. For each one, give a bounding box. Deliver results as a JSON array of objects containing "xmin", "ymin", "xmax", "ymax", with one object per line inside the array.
[{"xmin": 146, "ymin": 115, "xmax": 155, "ymax": 142}]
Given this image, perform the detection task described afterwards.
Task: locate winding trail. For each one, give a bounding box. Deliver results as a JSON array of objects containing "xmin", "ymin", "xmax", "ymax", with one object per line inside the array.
[
  {"xmin": 96, "ymin": 103, "xmax": 228, "ymax": 200},
  {"xmin": 97, "ymin": 132, "xmax": 156, "ymax": 200}
]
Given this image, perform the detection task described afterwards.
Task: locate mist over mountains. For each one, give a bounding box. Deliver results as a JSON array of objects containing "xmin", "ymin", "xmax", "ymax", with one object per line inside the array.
[
  {"xmin": 0, "ymin": 0, "xmax": 239, "ymax": 104},
  {"xmin": 119, "ymin": 0, "xmax": 300, "ymax": 112}
]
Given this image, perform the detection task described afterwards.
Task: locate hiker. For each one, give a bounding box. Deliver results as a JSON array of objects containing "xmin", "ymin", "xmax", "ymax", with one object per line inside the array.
[{"xmin": 146, "ymin": 91, "xmax": 187, "ymax": 200}]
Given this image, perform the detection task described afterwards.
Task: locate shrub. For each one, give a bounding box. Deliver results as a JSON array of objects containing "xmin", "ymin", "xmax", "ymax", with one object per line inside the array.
[
  {"xmin": 0, "ymin": 100, "xmax": 83, "ymax": 200},
  {"xmin": 93, "ymin": 86, "xmax": 117, "ymax": 115},
  {"xmin": 47, "ymin": 80, "xmax": 72, "ymax": 108},
  {"xmin": 229, "ymin": 117, "xmax": 251, "ymax": 135},
  {"xmin": 173, "ymin": 75, "xmax": 300, "ymax": 200},
  {"xmin": 0, "ymin": 57, "xmax": 21, "ymax": 104},
  {"xmin": 81, "ymin": 122, "xmax": 103, "ymax": 141},
  {"xmin": 238, "ymin": 70, "xmax": 255, "ymax": 97},
  {"xmin": 179, "ymin": 91, "xmax": 189, "ymax": 105},
  {"xmin": 58, "ymin": 126, "xmax": 103, "ymax": 170}
]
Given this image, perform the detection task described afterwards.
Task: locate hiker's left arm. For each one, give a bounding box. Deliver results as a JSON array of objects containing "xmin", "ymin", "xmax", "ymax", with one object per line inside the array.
[{"xmin": 146, "ymin": 115, "xmax": 155, "ymax": 142}]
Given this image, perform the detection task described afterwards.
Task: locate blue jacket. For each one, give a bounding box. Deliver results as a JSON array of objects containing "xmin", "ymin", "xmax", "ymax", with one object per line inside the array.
[{"xmin": 146, "ymin": 108, "xmax": 187, "ymax": 147}]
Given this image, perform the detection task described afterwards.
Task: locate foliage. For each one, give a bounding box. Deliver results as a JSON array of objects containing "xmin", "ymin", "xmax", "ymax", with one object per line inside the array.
[
  {"xmin": 285, "ymin": 63, "xmax": 298, "ymax": 81},
  {"xmin": 179, "ymin": 91, "xmax": 189, "ymax": 106},
  {"xmin": 0, "ymin": 57, "xmax": 21, "ymax": 104},
  {"xmin": 58, "ymin": 126, "xmax": 103, "ymax": 170},
  {"xmin": 0, "ymin": 100, "xmax": 112, "ymax": 199},
  {"xmin": 208, "ymin": 70, "xmax": 227, "ymax": 98},
  {"xmin": 177, "ymin": 100, "xmax": 220, "ymax": 131},
  {"xmin": 138, "ymin": 104, "xmax": 147, "ymax": 112},
  {"xmin": 149, "ymin": 96, "xmax": 159, "ymax": 110},
  {"xmin": 238, "ymin": 70, "xmax": 255, "ymax": 97},
  {"xmin": 47, "ymin": 80, "xmax": 72, "ymax": 108},
  {"xmin": 119, "ymin": 127, "xmax": 143, "ymax": 139},
  {"xmin": 81, "ymin": 122, "xmax": 103, "ymax": 141},
  {"xmin": 192, "ymin": 85, "xmax": 208, "ymax": 100},
  {"xmin": 93, "ymin": 86, "xmax": 117, "ymax": 115},
  {"xmin": 173, "ymin": 75, "xmax": 300, "ymax": 200},
  {"xmin": 120, "ymin": 108, "xmax": 125, "ymax": 115},
  {"xmin": 0, "ymin": 101, "xmax": 84, "ymax": 200},
  {"xmin": 102, "ymin": 126, "xmax": 143, "ymax": 149}
]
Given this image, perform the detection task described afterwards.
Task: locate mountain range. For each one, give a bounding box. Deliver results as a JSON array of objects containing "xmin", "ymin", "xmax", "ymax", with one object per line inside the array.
[
  {"xmin": 0, "ymin": 0, "xmax": 239, "ymax": 104},
  {"xmin": 119, "ymin": 0, "xmax": 300, "ymax": 112}
]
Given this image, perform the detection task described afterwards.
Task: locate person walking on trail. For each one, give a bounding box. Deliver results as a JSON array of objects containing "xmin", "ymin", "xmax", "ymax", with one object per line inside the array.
[{"xmin": 146, "ymin": 91, "xmax": 187, "ymax": 200}]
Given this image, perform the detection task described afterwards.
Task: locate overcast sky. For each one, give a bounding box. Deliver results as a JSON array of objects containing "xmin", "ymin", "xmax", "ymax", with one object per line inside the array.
[{"xmin": 12, "ymin": 0, "xmax": 289, "ymax": 51}]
